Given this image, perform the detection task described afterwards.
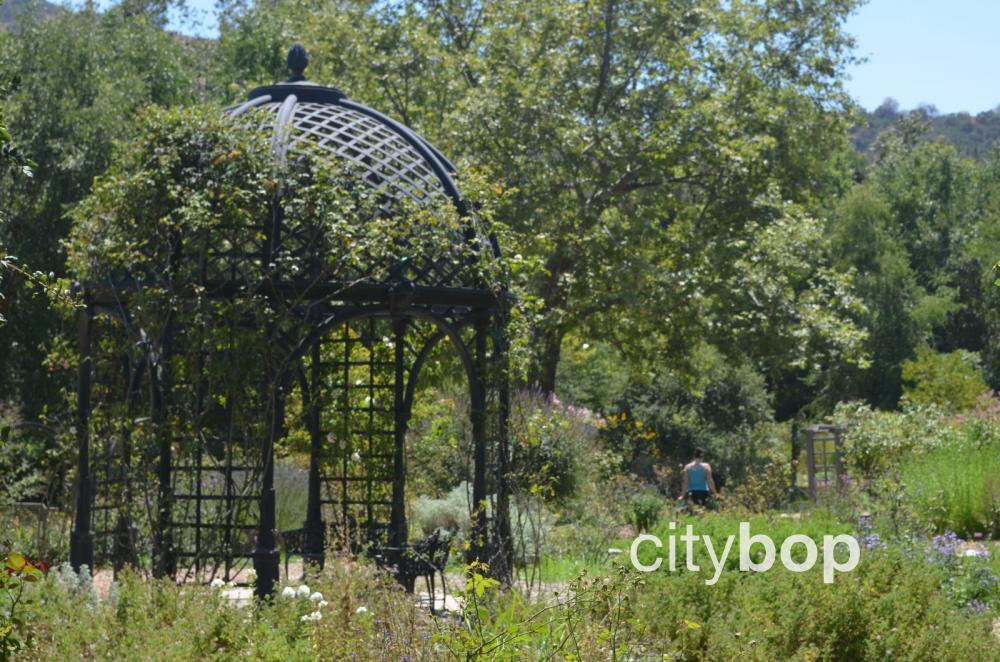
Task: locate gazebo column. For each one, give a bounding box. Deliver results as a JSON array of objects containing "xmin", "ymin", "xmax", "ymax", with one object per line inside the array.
[
  {"xmin": 254, "ymin": 377, "xmax": 285, "ymax": 598},
  {"xmin": 389, "ymin": 318, "xmax": 410, "ymax": 548},
  {"xmin": 494, "ymin": 325, "xmax": 514, "ymax": 581},
  {"xmin": 303, "ymin": 341, "xmax": 326, "ymax": 569},
  {"xmin": 70, "ymin": 303, "xmax": 94, "ymax": 572},
  {"xmin": 468, "ymin": 311, "xmax": 489, "ymax": 564},
  {"xmin": 153, "ymin": 320, "xmax": 175, "ymax": 579}
]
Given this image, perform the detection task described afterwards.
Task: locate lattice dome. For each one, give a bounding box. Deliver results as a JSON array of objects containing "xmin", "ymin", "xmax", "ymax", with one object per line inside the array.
[
  {"xmin": 223, "ymin": 45, "xmax": 499, "ymax": 292},
  {"xmin": 229, "ymin": 83, "xmax": 461, "ymax": 209}
]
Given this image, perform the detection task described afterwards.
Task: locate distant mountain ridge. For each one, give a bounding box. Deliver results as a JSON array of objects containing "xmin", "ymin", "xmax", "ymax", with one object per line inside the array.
[
  {"xmin": 0, "ymin": 0, "xmax": 60, "ymax": 28},
  {"xmin": 852, "ymin": 99, "xmax": 1000, "ymax": 160}
]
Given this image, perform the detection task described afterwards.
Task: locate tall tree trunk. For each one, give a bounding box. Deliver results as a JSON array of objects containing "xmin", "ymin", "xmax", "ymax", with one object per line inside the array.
[{"xmin": 528, "ymin": 322, "xmax": 563, "ymax": 395}]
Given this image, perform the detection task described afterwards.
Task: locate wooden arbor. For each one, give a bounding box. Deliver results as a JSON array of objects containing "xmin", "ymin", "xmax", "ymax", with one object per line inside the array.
[
  {"xmin": 804, "ymin": 424, "xmax": 846, "ymax": 498},
  {"xmin": 69, "ymin": 45, "xmax": 512, "ymax": 597}
]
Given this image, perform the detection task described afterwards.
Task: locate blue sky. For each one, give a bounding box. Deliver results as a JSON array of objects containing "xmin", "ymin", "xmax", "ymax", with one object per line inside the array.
[
  {"xmin": 845, "ymin": 0, "xmax": 1000, "ymax": 114},
  {"xmin": 155, "ymin": 0, "xmax": 998, "ymax": 115}
]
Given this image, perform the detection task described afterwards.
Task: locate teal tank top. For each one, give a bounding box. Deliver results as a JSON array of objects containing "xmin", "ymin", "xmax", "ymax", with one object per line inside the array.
[{"xmin": 688, "ymin": 463, "xmax": 708, "ymax": 491}]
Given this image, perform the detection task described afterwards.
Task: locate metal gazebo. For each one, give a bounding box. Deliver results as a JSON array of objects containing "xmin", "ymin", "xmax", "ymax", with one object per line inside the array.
[{"xmin": 69, "ymin": 45, "xmax": 512, "ymax": 597}]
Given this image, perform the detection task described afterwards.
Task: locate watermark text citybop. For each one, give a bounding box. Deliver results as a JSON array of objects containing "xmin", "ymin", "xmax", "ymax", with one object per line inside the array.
[{"xmin": 630, "ymin": 522, "xmax": 860, "ymax": 585}]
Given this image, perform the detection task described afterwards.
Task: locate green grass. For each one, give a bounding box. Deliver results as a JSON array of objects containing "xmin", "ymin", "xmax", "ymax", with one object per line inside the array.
[{"xmin": 899, "ymin": 440, "xmax": 1000, "ymax": 538}]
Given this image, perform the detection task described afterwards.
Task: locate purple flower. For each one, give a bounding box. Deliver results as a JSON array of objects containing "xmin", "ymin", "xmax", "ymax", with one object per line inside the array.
[
  {"xmin": 927, "ymin": 531, "xmax": 961, "ymax": 562},
  {"xmin": 862, "ymin": 533, "xmax": 884, "ymax": 550},
  {"xmin": 967, "ymin": 599, "xmax": 988, "ymax": 614},
  {"xmin": 857, "ymin": 514, "xmax": 873, "ymax": 532}
]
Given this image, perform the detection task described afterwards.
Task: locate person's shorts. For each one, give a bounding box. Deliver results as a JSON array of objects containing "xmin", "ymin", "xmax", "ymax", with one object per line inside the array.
[{"xmin": 687, "ymin": 490, "xmax": 710, "ymax": 506}]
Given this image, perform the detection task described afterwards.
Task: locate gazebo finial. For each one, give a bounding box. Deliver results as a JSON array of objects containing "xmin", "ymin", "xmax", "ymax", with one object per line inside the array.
[{"xmin": 287, "ymin": 43, "xmax": 308, "ymax": 82}]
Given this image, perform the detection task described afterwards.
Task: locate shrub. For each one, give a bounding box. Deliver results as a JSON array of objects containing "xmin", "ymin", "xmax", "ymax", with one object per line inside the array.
[
  {"xmin": 508, "ymin": 389, "xmax": 599, "ymax": 504},
  {"xmin": 632, "ymin": 519, "xmax": 1000, "ymax": 660},
  {"xmin": 721, "ymin": 449, "xmax": 791, "ymax": 513},
  {"xmin": 411, "ymin": 481, "xmax": 472, "ymax": 540},
  {"xmin": 835, "ymin": 400, "xmax": 950, "ymax": 477},
  {"xmin": 902, "ymin": 346, "xmax": 989, "ymax": 412},
  {"xmin": 629, "ymin": 490, "xmax": 664, "ymax": 532},
  {"xmin": 603, "ymin": 348, "xmax": 777, "ymax": 488}
]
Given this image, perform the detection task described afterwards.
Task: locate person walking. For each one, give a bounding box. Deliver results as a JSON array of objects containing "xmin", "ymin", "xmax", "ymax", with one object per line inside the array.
[{"xmin": 681, "ymin": 447, "xmax": 719, "ymax": 507}]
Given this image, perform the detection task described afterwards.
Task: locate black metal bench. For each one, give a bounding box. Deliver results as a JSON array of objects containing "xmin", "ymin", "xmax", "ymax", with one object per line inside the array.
[
  {"xmin": 370, "ymin": 531, "xmax": 451, "ymax": 613},
  {"xmin": 277, "ymin": 527, "xmax": 310, "ymax": 580},
  {"xmin": 278, "ymin": 526, "xmax": 451, "ymax": 612}
]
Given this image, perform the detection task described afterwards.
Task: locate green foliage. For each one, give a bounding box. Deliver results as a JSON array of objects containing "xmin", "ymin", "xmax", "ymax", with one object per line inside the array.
[
  {"xmin": 0, "ymin": 0, "xmax": 201, "ymax": 430},
  {"xmin": 0, "ymin": 62, "xmax": 28, "ymax": 178},
  {"xmin": 3, "ymin": 511, "xmax": 998, "ymax": 661},
  {"xmin": 602, "ymin": 346, "xmax": 780, "ymax": 490},
  {"xmin": 628, "ymin": 490, "xmax": 663, "ymax": 533},
  {"xmin": 15, "ymin": 562, "xmax": 431, "ymax": 660},
  {"xmin": 902, "ymin": 345, "xmax": 990, "ymax": 412},
  {"xmin": 406, "ymin": 384, "xmax": 472, "ymax": 499},
  {"xmin": 621, "ymin": 511, "xmax": 1000, "ymax": 659},
  {"xmin": 556, "ymin": 337, "xmax": 630, "ymax": 414},
  {"xmin": 440, "ymin": 562, "xmax": 646, "ymax": 659},
  {"xmin": 68, "ymin": 105, "xmax": 499, "ymax": 289},
  {"xmin": 218, "ymin": 0, "xmax": 868, "ymax": 397},
  {"xmin": 853, "ymin": 98, "xmax": 1000, "ymax": 161},
  {"xmin": 898, "ymin": 434, "xmax": 1000, "ymax": 539},
  {"xmin": 634, "ymin": 542, "xmax": 999, "ymax": 660},
  {"xmin": 835, "ymin": 400, "xmax": 951, "ymax": 477},
  {"xmin": 838, "ymin": 396, "xmax": 1000, "ymax": 537},
  {"xmin": 827, "ymin": 129, "xmax": 1000, "ymax": 408},
  {"xmin": 410, "ymin": 481, "xmax": 471, "ymax": 540},
  {"xmin": 1, "ymin": 550, "xmax": 43, "ymax": 659},
  {"xmin": 721, "ymin": 450, "xmax": 793, "ymax": 514},
  {"xmin": 273, "ymin": 460, "xmax": 309, "ymax": 534},
  {"xmin": 508, "ymin": 389, "xmax": 599, "ymax": 504},
  {"xmin": 0, "ymin": 406, "xmax": 42, "ymax": 504}
]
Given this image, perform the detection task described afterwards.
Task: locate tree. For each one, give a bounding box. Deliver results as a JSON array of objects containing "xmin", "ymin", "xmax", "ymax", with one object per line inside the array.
[
  {"xmin": 828, "ymin": 119, "xmax": 1000, "ymax": 407},
  {"xmin": 0, "ymin": 5, "xmax": 35, "ymax": 324},
  {"xmin": 901, "ymin": 345, "xmax": 988, "ymax": 413},
  {"xmin": 217, "ymin": 0, "xmax": 867, "ymax": 397},
  {"xmin": 0, "ymin": 2, "xmax": 201, "ymax": 417}
]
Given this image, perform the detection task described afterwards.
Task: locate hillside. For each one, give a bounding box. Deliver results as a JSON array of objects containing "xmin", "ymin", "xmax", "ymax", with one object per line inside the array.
[
  {"xmin": 852, "ymin": 99, "xmax": 1000, "ymax": 159},
  {"xmin": 0, "ymin": 0, "xmax": 60, "ymax": 28}
]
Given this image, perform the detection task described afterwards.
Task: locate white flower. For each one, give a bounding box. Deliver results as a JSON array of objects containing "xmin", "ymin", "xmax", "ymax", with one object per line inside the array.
[
  {"xmin": 351, "ymin": 451, "xmax": 362, "ymax": 463},
  {"xmin": 309, "ymin": 591, "xmax": 324, "ymax": 603},
  {"xmin": 300, "ymin": 611, "xmax": 323, "ymax": 622},
  {"xmin": 297, "ymin": 584, "xmax": 311, "ymax": 598},
  {"xmin": 210, "ymin": 578, "xmax": 225, "ymax": 588},
  {"xmin": 964, "ymin": 548, "xmax": 989, "ymax": 558},
  {"xmin": 318, "ymin": 600, "xmax": 328, "ymax": 608},
  {"xmin": 281, "ymin": 586, "xmax": 296, "ymax": 599},
  {"xmin": 355, "ymin": 606, "xmax": 368, "ymax": 615}
]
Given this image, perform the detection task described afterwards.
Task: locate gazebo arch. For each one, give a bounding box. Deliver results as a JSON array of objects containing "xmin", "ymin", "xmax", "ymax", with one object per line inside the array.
[{"xmin": 68, "ymin": 45, "xmax": 512, "ymax": 598}]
